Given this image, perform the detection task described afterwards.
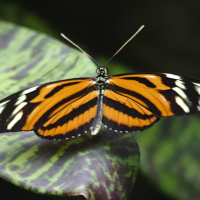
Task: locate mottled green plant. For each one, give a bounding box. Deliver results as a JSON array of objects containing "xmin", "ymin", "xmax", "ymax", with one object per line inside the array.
[{"xmin": 0, "ymin": 20, "xmax": 140, "ymax": 200}]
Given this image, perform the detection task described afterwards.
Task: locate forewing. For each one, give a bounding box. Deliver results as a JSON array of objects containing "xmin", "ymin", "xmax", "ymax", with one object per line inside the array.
[
  {"xmin": 103, "ymin": 73, "xmax": 200, "ymax": 132},
  {"xmin": 0, "ymin": 78, "xmax": 97, "ymax": 139}
]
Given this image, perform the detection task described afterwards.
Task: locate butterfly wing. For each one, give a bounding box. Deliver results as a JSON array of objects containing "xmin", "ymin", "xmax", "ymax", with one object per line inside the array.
[
  {"xmin": 0, "ymin": 78, "xmax": 97, "ymax": 139},
  {"xmin": 103, "ymin": 73, "xmax": 200, "ymax": 132}
]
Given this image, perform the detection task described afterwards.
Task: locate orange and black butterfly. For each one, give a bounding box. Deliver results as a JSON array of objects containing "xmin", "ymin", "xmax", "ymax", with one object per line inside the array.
[{"xmin": 1, "ymin": 26, "xmax": 200, "ymax": 140}]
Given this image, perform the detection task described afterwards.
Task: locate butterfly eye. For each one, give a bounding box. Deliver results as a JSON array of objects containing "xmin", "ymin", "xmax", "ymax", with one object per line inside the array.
[
  {"xmin": 103, "ymin": 67, "xmax": 108, "ymax": 75},
  {"xmin": 96, "ymin": 68, "xmax": 100, "ymax": 75}
]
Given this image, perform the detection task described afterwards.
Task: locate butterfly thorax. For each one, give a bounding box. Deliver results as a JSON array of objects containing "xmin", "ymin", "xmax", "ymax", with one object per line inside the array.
[{"xmin": 95, "ymin": 67, "xmax": 109, "ymax": 94}]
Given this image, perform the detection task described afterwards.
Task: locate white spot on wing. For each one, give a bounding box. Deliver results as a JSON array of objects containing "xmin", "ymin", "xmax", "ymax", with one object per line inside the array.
[
  {"xmin": 21, "ymin": 86, "xmax": 39, "ymax": 95},
  {"xmin": 0, "ymin": 100, "xmax": 9, "ymax": 114},
  {"xmin": 173, "ymin": 87, "xmax": 191, "ymax": 105},
  {"xmin": 195, "ymin": 86, "xmax": 200, "ymax": 95},
  {"xmin": 91, "ymin": 80, "xmax": 96, "ymax": 84},
  {"xmin": 0, "ymin": 100, "xmax": 9, "ymax": 107},
  {"xmin": 15, "ymin": 95, "xmax": 26, "ymax": 105},
  {"xmin": 164, "ymin": 73, "xmax": 181, "ymax": 80},
  {"xmin": 7, "ymin": 112, "xmax": 23, "ymax": 130},
  {"xmin": 175, "ymin": 80, "xmax": 186, "ymax": 89},
  {"xmin": 175, "ymin": 96, "xmax": 190, "ymax": 113},
  {"xmin": 46, "ymin": 84, "xmax": 57, "ymax": 88},
  {"xmin": 0, "ymin": 106, "xmax": 5, "ymax": 114},
  {"xmin": 12, "ymin": 102, "xmax": 27, "ymax": 117},
  {"xmin": 193, "ymin": 82, "xmax": 200, "ymax": 87}
]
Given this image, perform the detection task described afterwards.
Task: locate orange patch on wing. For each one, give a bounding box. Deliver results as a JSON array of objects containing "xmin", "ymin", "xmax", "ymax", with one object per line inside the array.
[
  {"xmin": 105, "ymin": 89, "xmax": 148, "ymax": 109},
  {"xmin": 30, "ymin": 78, "xmax": 93, "ymax": 102},
  {"xmin": 22, "ymin": 79, "xmax": 95, "ymax": 130},
  {"xmin": 109, "ymin": 76, "xmax": 174, "ymax": 116},
  {"xmin": 37, "ymin": 104, "xmax": 97, "ymax": 137},
  {"xmin": 111, "ymin": 74, "xmax": 170, "ymax": 89},
  {"xmin": 103, "ymin": 104, "xmax": 156, "ymax": 128}
]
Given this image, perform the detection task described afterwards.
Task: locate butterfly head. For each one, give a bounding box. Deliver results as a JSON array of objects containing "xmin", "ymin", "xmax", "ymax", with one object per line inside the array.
[{"xmin": 96, "ymin": 67, "xmax": 108, "ymax": 77}]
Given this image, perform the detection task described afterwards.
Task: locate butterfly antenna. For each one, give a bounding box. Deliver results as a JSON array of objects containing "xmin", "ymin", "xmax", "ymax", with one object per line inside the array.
[
  {"xmin": 103, "ymin": 25, "xmax": 145, "ymax": 66},
  {"xmin": 61, "ymin": 33, "xmax": 101, "ymax": 67}
]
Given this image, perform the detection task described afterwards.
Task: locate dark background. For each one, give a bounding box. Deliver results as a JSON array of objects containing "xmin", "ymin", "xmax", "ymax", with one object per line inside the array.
[{"xmin": 1, "ymin": 0, "xmax": 200, "ymax": 199}]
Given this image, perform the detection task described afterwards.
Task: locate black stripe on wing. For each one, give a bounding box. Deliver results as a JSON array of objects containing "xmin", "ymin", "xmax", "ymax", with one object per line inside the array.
[
  {"xmin": 35, "ymin": 96, "xmax": 97, "ymax": 140},
  {"xmin": 0, "ymin": 77, "xmax": 96, "ymax": 141},
  {"xmin": 109, "ymin": 73, "xmax": 200, "ymax": 117},
  {"xmin": 102, "ymin": 90, "xmax": 159, "ymax": 132},
  {"xmin": 106, "ymin": 83, "xmax": 162, "ymax": 116}
]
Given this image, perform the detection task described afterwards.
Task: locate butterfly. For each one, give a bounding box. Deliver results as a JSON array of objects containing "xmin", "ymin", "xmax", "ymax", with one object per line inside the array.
[{"xmin": 1, "ymin": 25, "xmax": 200, "ymax": 140}]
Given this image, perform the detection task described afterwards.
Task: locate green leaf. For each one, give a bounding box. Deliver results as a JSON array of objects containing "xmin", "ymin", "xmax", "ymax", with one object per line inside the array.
[
  {"xmin": 0, "ymin": 20, "xmax": 140, "ymax": 200},
  {"xmin": 0, "ymin": 130, "xmax": 139, "ymax": 199},
  {"xmin": 0, "ymin": 20, "xmax": 95, "ymax": 98},
  {"xmin": 136, "ymin": 116, "xmax": 200, "ymax": 200}
]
